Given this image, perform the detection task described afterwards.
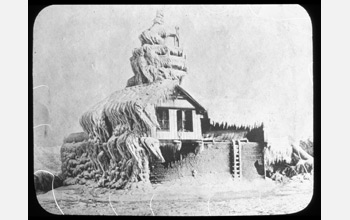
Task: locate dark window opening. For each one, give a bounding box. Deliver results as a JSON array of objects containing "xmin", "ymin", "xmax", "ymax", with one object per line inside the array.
[
  {"xmin": 177, "ymin": 110, "xmax": 193, "ymax": 132},
  {"xmin": 156, "ymin": 108, "xmax": 169, "ymax": 131}
]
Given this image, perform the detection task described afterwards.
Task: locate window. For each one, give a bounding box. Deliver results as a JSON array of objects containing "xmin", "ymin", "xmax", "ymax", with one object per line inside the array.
[
  {"xmin": 156, "ymin": 108, "xmax": 169, "ymax": 131},
  {"xmin": 177, "ymin": 109, "xmax": 193, "ymax": 132}
]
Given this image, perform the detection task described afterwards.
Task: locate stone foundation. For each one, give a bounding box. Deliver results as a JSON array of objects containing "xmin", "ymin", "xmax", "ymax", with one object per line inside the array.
[
  {"xmin": 150, "ymin": 142, "xmax": 231, "ymax": 183},
  {"xmin": 241, "ymin": 142, "xmax": 265, "ymax": 180}
]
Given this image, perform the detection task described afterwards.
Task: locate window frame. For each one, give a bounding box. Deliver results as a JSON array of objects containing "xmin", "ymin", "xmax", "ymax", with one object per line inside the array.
[
  {"xmin": 156, "ymin": 108, "xmax": 170, "ymax": 131},
  {"xmin": 177, "ymin": 109, "xmax": 194, "ymax": 132}
]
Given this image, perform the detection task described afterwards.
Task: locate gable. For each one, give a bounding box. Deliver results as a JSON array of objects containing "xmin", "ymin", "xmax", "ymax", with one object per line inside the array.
[
  {"xmin": 156, "ymin": 86, "xmax": 206, "ymax": 114},
  {"xmin": 157, "ymin": 97, "xmax": 196, "ymax": 109}
]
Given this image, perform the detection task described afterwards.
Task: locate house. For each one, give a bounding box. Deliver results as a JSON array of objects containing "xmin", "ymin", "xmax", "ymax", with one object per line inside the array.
[
  {"xmin": 154, "ymin": 84, "xmax": 206, "ymax": 144},
  {"xmin": 71, "ymin": 11, "xmax": 270, "ymax": 187},
  {"xmin": 79, "ymin": 79, "xmax": 207, "ymax": 149}
]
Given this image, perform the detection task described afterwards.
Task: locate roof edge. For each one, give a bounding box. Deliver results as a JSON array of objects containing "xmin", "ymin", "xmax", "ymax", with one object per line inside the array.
[{"xmin": 176, "ymin": 85, "xmax": 206, "ymax": 114}]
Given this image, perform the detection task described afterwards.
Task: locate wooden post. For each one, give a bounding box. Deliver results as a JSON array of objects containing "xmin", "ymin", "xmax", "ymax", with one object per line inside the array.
[
  {"xmin": 233, "ymin": 140, "xmax": 237, "ymax": 179},
  {"xmin": 239, "ymin": 141, "xmax": 242, "ymax": 180}
]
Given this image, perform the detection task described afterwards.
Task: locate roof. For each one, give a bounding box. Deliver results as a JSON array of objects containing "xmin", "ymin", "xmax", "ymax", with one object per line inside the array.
[
  {"xmin": 105, "ymin": 79, "xmax": 179, "ymax": 106},
  {"xmin": 79, "ymin": 79, "xmax": 206, "ymax": 140},
  {"xmin": 175, "ymin": 86, "xmax": 206, "ymax": 114},
  {"xmin": 82, "ymin": 79, "xmax": 206, "ymax": 117}
]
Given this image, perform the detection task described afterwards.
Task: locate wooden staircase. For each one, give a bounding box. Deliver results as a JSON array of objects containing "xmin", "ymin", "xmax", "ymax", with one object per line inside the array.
[{"xmin": 231, "ymin": 140, "xmax": 242, "ymax": 180}]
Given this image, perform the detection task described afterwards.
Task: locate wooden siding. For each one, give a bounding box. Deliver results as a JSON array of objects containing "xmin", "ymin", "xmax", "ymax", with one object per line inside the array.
[
  {"xmin": 156, "ymin": 109, "xmax": 202, "ymax": 140},
  {"xmin": 156, "ymin": 109, "xmax": 177, "ymax": 140},
  {"xmin": 157, "ymin": 99, "xmax": 195, "ymax": 109}
]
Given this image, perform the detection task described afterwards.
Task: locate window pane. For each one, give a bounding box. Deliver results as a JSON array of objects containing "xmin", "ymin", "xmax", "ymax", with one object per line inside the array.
[
  {"xmin": 156, "ymin": 108, "xmax": 169, "ymax": 131},
  {"xmin": 177, "ymin": 110, "xmax": 183, "ymax": 131},
  {"xmin": 184, "ymin": 110, "xmax": 193, "ymax": 132}
]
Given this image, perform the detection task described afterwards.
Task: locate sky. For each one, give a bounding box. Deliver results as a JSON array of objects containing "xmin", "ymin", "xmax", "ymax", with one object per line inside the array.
[{"xmin": 33, "ymin": 5, "xmax": 313, "ymax": 148}]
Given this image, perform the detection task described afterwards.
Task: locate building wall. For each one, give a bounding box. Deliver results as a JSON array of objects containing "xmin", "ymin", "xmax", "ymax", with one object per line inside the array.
[
  {"xmin": 150, "ymin": 142, "xmax": 231, "ymax": 183},
  {"xmin": 150, "ymin": 142, "xmax": 265, "ymax": 183},
  {"xmin": 156, "ymin": 109, "xmax": 203, "ymax": 140},
  {"xmin": 157, "ymin": 99, "xmax": 195, "ymax": 109},
  {"xmin": 241, "ymin": 142, "xmax": 265, "ymax": 180}
]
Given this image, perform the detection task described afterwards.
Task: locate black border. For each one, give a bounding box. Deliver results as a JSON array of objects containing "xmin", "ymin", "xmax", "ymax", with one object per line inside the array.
[{"xmin": 29, "ymin": 2, "xmax": 320, "ymax": 218}]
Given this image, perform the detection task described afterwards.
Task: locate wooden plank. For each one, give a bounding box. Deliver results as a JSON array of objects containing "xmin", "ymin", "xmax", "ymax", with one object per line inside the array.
[
  {"xmin": 192, "ymin": 110, "xmax": 198, "ymax": 139},
  {"xmin": 239, "ymin": 142, "xmax": 242, "ymax": 178},
  {"xmin": 156, "ymin": 109, "xmax": 203, "ymax": 141},
  {"xmin": 180, "ymin": 131, "xmax": 194, "ymax": 140},
  {"xmin": 195, "ymin": 112, "xmax": 202, "ymax": 139},
  {"xmin": 233, "ymin": 141, "xmax": 237, "ymax": 178},
  {"xmin": 156, "ymin": 109, "xmax": 174, "ymax": 140},
  {"xmin": 156, "ymin": 131, "xmax": 171, "ymax": 140},
  {"xmin": 158, "ymin": 99, "xmax": 195, "ymax": 109},
  {"xmin": 187, "ymin": 110, "xmax": 200, "ymax": 140},
  {"xmin": 170, "ymin": 109, "xmax": 177, "ymax": 139}
]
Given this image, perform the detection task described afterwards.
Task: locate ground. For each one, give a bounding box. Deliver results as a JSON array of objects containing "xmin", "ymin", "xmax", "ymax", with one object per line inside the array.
[{"xmin": 36, "ymin": 174, "xmax": 313, "ymax": 216}]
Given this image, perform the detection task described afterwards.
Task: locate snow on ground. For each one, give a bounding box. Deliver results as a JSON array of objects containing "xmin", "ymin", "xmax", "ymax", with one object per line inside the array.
[{"xmin": 36, "ymin": 175, "xmax": 313, "ymax": 216}]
